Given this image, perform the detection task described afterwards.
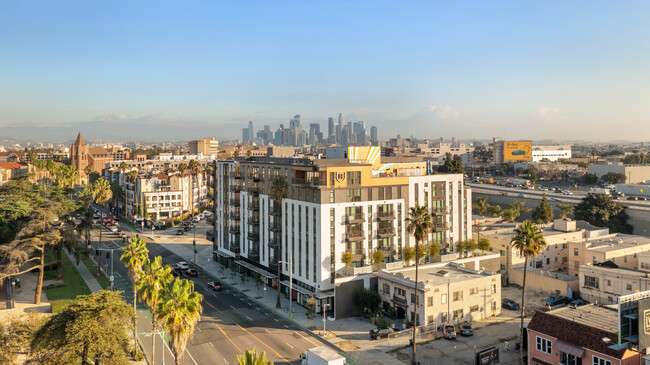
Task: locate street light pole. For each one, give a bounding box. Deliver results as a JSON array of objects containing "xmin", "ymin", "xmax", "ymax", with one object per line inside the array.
[
  {"xmin": 289, "ymin": 252, "xmax": 293, "ymax": 318},
  {"xmin": 323, "ymin": 303, "xmax": 330, "ymax": 337}
]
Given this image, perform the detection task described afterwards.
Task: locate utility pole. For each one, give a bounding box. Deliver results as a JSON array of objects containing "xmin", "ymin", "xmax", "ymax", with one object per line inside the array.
[{"xmin": 323, "ymin": 303, "xmax": 330, "ymax": 337}]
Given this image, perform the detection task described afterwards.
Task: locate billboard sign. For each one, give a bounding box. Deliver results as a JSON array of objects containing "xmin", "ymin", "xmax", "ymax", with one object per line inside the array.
[
  {"xmin": 638, "ymin": 298, "xmax": 650, "ymax": 351},
  {"xmin": 475, "ymin": 346, "xmax": 499, "ymax": 365},
  {"xmin": 503, "ymin": 141, "xmax": 532, "ymax": 161}
]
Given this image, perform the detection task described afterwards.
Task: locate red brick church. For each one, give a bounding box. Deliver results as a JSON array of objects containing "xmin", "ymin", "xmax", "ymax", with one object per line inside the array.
[{"xmin": 69, "ymin": 132, "xmax": 113, "ymax": 182}]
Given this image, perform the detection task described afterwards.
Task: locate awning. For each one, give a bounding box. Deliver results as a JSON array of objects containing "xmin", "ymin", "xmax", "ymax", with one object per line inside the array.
[
  {"xmin": 554, "ymin": 341, "xmax": 585, "ymax": 358},
  {"xmin": 315, "ymin": 290, "xmax": 334, "ymax": 299},
  {"xmin": 235, "ymin": 260, "xmax": 277, "ymax": 279},
  {"xmin": 215, "ymin": 249, "xmax": 235, "ymax": 258},
  {"xmin": 531, "ymin": 358, "xmax": 553, "ymax": 365},
  {"xmin": 281, "ymin": 281, "xmax": 314, "ymax": 296}
]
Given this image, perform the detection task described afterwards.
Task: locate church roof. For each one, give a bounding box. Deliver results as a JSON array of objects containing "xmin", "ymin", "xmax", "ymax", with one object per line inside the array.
[{"xmin": 74, "ymin": 132, "xmax": 85, "ymax": 146}]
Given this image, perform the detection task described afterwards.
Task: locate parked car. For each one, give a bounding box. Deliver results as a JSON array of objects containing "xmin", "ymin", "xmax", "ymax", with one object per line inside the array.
[
  {"xmin": 176, "ymin": 229, "xmax": 184, "ymax": 235},
  {"xmin": 517, "ymin": 193, "xmax": 525, "ymax": 198},
  {"xmin": 207, "ymin": 281, "xmax": 223, "ymax": 291},
  {"xmin": 369, "ymin": 327, "xmax": 394, "ymax": 340},
  {"xmin": 184, "ymin": 225, "xmax": 192, "ymax": 231},
  {"xmin": 185, "ymin": 268, "xmax": 198, "ymax": 277},
  {"xmin": 627, "ymin": 196, "xmax": 638, "ymax": 201},
  {"xmin": 443, "ymin": 323, "xmax": 456, "ymax": 340},
  {"xmin": 177, "ymin": 262, "xmax": 189, "ymax": 269},
  {"xmin": 562, "ymin": 190, "xmax": 572, "ymax": 195},
  {"xmin": 203, "ymin": 211, "xmax": 212, "ymax": 217},
  {"xmin": 199, "ymin": 213, "xmax": 205, "ymax": 220},
  {"xmin": 460, "ymin": 322, "xmax": 473, "ymax": 336},
  {"xmin": 170, "ymin": 266, "xmax": 183, "ymax": 276},
  {"xmin": 569, "ymin": 299, "xmax": 588, "ymax": 308},
  {"xmin": 543, "ymin": 294, "xmax": 570, "ymax": 310},
  {"xmin": 192, "ymin": 217, "xmax": 200, "ymax": 223},
  {"xmin": 502, "ymin": 298, "xmax": 520, "ymax": 310},
  {"xmin": 110, "ymin": 226, "xmax": 118, "ymax": 232}
]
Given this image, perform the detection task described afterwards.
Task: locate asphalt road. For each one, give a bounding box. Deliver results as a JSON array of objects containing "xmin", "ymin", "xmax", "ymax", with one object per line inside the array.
[{"xmin": 88, "ymin": 209, "xmax": 323, "ymax": 365}]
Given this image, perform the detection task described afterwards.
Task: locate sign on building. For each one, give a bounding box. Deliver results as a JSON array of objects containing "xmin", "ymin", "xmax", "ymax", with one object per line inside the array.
[{"xmin": 503, "ymin": 141, "xmax": 532, "ymax": 161}]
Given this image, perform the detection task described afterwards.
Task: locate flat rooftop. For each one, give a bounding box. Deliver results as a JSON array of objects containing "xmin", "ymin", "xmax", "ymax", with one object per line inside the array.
[
  {"xmin": 548, "ymin": 305, "xmax": 619, "ymax": 334},
  {"xmin": 582, "ymin": 234, "xmax": 650, "ymax": 252},
  {"xmin": 377, "ymin": 263, "xmax": 497, "ymax": 288}
]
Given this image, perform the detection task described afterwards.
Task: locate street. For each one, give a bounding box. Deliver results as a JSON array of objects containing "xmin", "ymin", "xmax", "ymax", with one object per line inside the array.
[{"xmin": 88, "ymin": 209, "xmax": 323, "ymax": 365}]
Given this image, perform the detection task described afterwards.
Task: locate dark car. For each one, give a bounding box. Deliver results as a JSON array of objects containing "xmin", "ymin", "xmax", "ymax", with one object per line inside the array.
[
  {"xmin": 207, "ymin": 281, "xmax": 223, "ymax": 291},
  {"xmin": 176, "ymin": 229, "xmax": 184, "ymax": 235},
  {"xmin": 460, "ymin": 322, "xmax": 473, "ymax": 336},
  {"xmin": 369, "ymin": 327, "xmax": 394, "ymax": 340},
  {"xmin": 502, "ymin": 298, "xmax": 520, "ymax": 310},
  {"xmin": 628, "ymin": 196, "xmax": 639, "ymax": 201},
  {"xmin": 185, "ymin": 269, "xmax": 198, "ymax": 277},
  {"xmin": 184, "ymin": 225, "xmax": 192, "ymax": 231},
  {"xmin": 170, "ymin": 266, "xmax": 183, "ymax": 276},
  {"xmin": 569, "ymin": 299, "xmax": 588, "ymax": 308}
]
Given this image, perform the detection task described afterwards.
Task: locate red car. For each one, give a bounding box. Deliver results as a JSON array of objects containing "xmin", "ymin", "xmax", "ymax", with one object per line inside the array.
[{"xmin": 185, "ymin": 269, "xmax": 198, "ymax": 277}]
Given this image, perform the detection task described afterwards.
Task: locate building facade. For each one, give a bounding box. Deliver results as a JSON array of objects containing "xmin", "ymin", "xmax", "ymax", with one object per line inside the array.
[
  {"xmin": 69, "ymin": 132, "xmax": 113, "ymax": 179},
  {"xmin": 214, "ymin": 150, "xmax": 472, "ymax": 316},
  {"xmin": 188, "ymin": 137, "xmax": 219, "ymax": 155}
]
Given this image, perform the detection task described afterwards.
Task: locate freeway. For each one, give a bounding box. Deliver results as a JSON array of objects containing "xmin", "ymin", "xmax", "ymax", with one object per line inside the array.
[{"xmin": 88, "ymin": 211, "xmax": 323, "ymax": 365}]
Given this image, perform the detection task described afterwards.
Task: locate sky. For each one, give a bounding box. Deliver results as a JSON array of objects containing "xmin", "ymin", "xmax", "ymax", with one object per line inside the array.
[{"xmin": 1, "ymin": 1, "xmax": 650, "ymax": 143}]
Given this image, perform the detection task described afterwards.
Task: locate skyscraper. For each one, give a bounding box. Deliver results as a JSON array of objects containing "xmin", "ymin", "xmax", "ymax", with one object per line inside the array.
[
  {"xmin": 242, "ymin": 127, "xmax": 249, "ymax": 142},
  {"xmin": 328, "ymin": 117, "xmax": 335, "ymax": 139},
  {"xmin": 247, "ymin": 121, "xmax": 254, "ymax": 142},
  {"xmin": 370, "ymin": 126, "xmax": 378, "ymax": 144}
]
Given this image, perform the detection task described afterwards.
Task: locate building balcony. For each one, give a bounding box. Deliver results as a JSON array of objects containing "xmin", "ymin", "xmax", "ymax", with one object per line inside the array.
[
  {"xmin": 230, "ymin": 198, "xmax": 240, "ymax": 206},
  {"xmin": 228, "ymin": 226, "xmax": 240, "ymax": 235},
  {"xmin": 230, "ymin": 242, "xmax": 240, "ymax": 251},
  {"xmin": 270, "ymin": 258, "xmax": 279, "ymax": 268},
  {"xmin": 249, "ymin": 251, "xmax": 260, "ymax": 261},
  {"xmin": 433, "ymin": 221, "xmax": 448, "ymax": 231},
  {"xmin": 377, "ymin": 211, "xmax": 395, "ymax": 220},
  {"xmin": 346, "ymin": 213, "xmax": 365, "ymax": 223},
  {"xmin": 270, "ymin": 208, "xmax": 282, "ymax": 216},
  {"xmin": 230, "ymin": 185, "xmax": 241, "ymax": 193},
  {"xmin": 229, "ymin": 212, "xmax": 240, "ymax": 220},
  {"xmin": 250, "ymin": 202, "xmax": 260, "ymax": 211},
  {"xmin": 377, "ymin": 227, "xmax": 396, "ymax": 238},
  {"xmin": 431, "ymin": 207, "xmax": 448, "ymax": 216},
  {"xmin": 269, "ymin": 223, "xmax": 281, "ymax": 232},
  {"xmin": 294, "ymin": 177, "xmax": 321, "ymax": 186},
  {"xmin": 249, "ymin": 174, "xmax": 260, "ymax": 182},
  {"xmin": 392, "ymin": 295, "xmax": 407, "ymax": 307},
  {"xmin": 232, "ymin": 173, "xmax": 241, "ymax": 180},
  {"xmin": 349, "ymin": 250, "xmax": 366, "ymax": 262},
  {"xmin": 247, "ymin": 231, "xmax": 260, "ymax": 241},
  {"xmin": 379, "ymin": 245, "xmax": 397, "ymax": 257},
  {"xmin": 269, "ymin": 238, "xmax": 280, "ymax": 249}
]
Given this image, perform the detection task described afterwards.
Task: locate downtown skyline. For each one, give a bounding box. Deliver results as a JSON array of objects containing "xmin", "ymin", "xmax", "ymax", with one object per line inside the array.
[{"xmin": 2, "ymin": 1, "xmax": 650, "ymax": 142}]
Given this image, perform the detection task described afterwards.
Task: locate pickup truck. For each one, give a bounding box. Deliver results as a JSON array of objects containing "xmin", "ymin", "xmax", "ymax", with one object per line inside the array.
[{"xmin": 542, "ymin": 295, "xmax": 570, "ymax": 310}]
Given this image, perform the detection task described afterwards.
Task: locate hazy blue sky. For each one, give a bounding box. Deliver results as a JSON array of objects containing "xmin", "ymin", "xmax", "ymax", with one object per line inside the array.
[{"xmin": 1, "ymin": 1, "xmax": 649, "ymax": 142}]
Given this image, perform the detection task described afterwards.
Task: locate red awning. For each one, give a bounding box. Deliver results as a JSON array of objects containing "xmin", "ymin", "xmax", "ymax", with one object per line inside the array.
[{"xmin": 554, "ymin": 341, "xmax": 585, "ymax": 358}]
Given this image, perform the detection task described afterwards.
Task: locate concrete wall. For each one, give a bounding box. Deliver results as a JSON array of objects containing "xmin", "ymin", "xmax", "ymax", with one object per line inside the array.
[
  {"xmin": 509, "ymin": 267, "xmax": 578, "ymax": 298},
  {"xmin": 334, "ymin": 275, "xmax": 377, "ymax": 319}
]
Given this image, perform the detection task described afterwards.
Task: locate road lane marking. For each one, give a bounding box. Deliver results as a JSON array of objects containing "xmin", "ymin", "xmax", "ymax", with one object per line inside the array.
[
  {"xmin": 203, "ymin": 302, "xmax": 243, "ymax": 353},
  {"xmin": 285, "ymin": 342, "xmax": 294, "ymax": 349},
  {"xmin": 283, "ymin": 325, "xmax": 288, "ymax": 328},
  {"xmin": 274, "ymin": 318, "xmax": 279, "ymax": 322},
  {"xmin": 210, "ymin": 342, "xmax": 214, "ymax": 347},
  {"xmin": 224, "ymin": 359, "xmax": 229, "ymax": 365},
  {"xmin": 230, "ymin": 305, "xmax": 236, "ymax": 310},
  {"xmin": 246, "ymin": 316, "xmax": 252, "ymax": 321},
  {"xmin": 236, "ymin": 324, "xmax": 290, "ymax": 364},
  {"xmin": 265, "ymin": 329, "xmax": 271, "ymax": 333},
  {"xmin": 294, "ymin": 331, "xmax": 320, "ymax": 346}
]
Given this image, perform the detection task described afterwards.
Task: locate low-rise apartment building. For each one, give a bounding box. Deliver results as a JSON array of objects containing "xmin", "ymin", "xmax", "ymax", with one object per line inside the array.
[
  {"xmin": 375, "ymin": 261, "xmax": 501, "ymax": 327},
  {"xmin": 527, "ymin": 306, "xmax": 641, "ymax": 365},
  {"xmin": 215, "ymin": 147, "xmax": 472, "ymax": 316},
  {"xmin": 105, "ymin": 153, "xmax": 215, "ymax": 172},
  {"xmin": 568, "ymin": 234, "xmax": 650, "ymax": 276},
  {"xmin": 579, "ymin": 263, "xmax": 650, "ymax": 305}
]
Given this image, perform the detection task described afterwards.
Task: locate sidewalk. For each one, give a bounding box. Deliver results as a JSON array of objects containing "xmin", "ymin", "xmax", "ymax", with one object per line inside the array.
[
  {"xmin": 154, "ymin": 238, "xmax": 409, "ymax": 365},
  {"xmin": 64, "ymin": 248, "xmax": 104, "ymax": 292}
]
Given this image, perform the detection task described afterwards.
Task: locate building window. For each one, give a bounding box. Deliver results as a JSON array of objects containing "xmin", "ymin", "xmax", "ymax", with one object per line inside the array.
[
  {"xmin": 592, "ymin": 356, "xmax": 611, "ymax": 365},
  {"xmin": 427, "ymin": 315, "xmax": 434, "ymax": 325},
  {"xmin": 491, "ymin": 284, "xmax": 497, "ymax": 294},
  {"xmin": 411, "ymin": 293, "xmax": 416, "ymax": 304},
  {"xmin": 427, "ymin": 297, "xmax": 433, "ymax": 306},
  {"xmin": 606, "ymin": 279, "xmax": 611, "ymax": 287},
  {"xmin": 574, "ymin": 248, "xmax": 579, "ymax": 256},
  {"xmin": 470, "ymin": 305, "xmax": 479, "ymax": 313},
  {"xmin": 441, "ymin": 294, "xmax": 447, "ymax": 304},
  {"xmin": 584, "ymin": 275, "xmax": 599, "ymax": 289},
  {"xmin": 500, "ymin": 250, "xmax": 506, "ymax": 257},
  {"xmin": 470, "ymin": 287, "xmax": 478, "ymax": 295},
  {"xmin": 396, "ymin": 288, "xmax": 406, "ymax": 296},
  {"xmin": 560, "ymin": 352, "xmax": 581, "ymax": 365},
  {"xmin": 574, "ymin": 261, "xmax": 579, "ymax": 269},
  {"xmin": 452, "ymin": 309, "xmax": 463, "ymax": 322},
  {"xmin": 329, "ymin": 190, "xmax": 334, "ymax": 203},
  {"xmin": 383, "ymin": 284, "xmax": 390, "ymax": 295},
  {"xmin": 536, "ymin": 336, "xmax": 552, "ymax": 354},
  {"xmin": 453, "ymin": 291, "xmax": 463, "ymax": 302},
  {"xmin": 627, "ymin": 284, "xmax": 632, "ymax": 291}
]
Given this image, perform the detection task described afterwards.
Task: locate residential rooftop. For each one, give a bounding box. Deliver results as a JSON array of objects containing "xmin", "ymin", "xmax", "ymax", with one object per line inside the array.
[
  {"xmin": 580, "ymin": 234, "xmax": 650, "ymax": 252},
  {"xmin": 546, "ymin": 304, "xmax": 619, "ymax": 334},
  {"xmin": 376, "ymin": 261, "xmax": 499, "ymax": 290}
]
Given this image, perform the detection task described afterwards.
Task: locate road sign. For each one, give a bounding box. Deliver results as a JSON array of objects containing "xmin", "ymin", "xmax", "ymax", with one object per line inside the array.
[{"xmin": 110, "ymin": 276, "xmax": 114, "ymax": 282}]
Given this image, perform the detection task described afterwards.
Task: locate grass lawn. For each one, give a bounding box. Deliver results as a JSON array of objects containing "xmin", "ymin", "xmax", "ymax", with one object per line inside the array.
[
  {"xmin": 43, "ymin": 253, "xmax": 91, "ymax": 300},
  {"xmin": 80, "ymin": 254, "xmax": 111, "ymax": 289}
]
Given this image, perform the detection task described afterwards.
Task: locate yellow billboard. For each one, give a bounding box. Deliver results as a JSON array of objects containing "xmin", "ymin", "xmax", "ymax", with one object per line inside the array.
[{"xmin": 503, "ymin": 141, "xmax": 532, "ymax": 161}]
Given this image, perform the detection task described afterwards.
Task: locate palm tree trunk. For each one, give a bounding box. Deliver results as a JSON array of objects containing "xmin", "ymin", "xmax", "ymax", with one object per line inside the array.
[
  {"xmin": 35, "ymin": 249, "xmax": 45, "ymax": 304},
  {"xmin": 276, "ymin": 254, "xmax": 282, "ymax": 309},
  {"xmin": 56, "ymin": 241, "xmax": 63, "ymax": 279},
  {"xmin": 520, "ymin": 257, "xmax": 528, "ymax": 364},
  {"xmin": 151, "ymin": 318, "xmax": 156, "ymax": 365},
  {"xmin": 133, "ymin": 288, "xmax": 138, "ymax": 355},
  {"xmin": 412, "ymin": 241, "xmax": 419, "ymax": 365},
  {"xmin": 97, "ymin": 226, "xmax": 102, "ymax": 277}
]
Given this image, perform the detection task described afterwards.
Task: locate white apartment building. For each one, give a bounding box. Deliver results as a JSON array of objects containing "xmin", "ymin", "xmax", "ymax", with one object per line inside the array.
[
  {"xmin": 579, "ymin": 263, "xmax": 650, "ymax": 305},
  {"xmin": 532, "ymin": 145, "xmax": 572, "ymax": 162},
  {"xmin": 215, "ymin": 148, "xmax": 472, "ymax": 317},
  {"xmin": 568, "ymin": 234, "xmax": 650, "ymax": 276}
]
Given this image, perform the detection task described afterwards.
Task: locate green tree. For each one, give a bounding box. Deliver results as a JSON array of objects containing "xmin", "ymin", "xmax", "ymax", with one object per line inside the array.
[
  {"xmin": 372, "ymin": 249, "xmax": 385, "ymax": 271},
  {"xmin": 581, "ymin": 173, "xmax": 598, "ymax": 185},
  {"xmin": 455, "ymin": 239, "xmax": 476, "ymax": 258},
  {"xmin": 188, "ymin": 159, "xmax": 200, "ymax": 221},
  {"xmin": 120, "ymin": 237, "xmax": 149, "ymax": 355},
  {"xmin": 477, "ymin": 237, "xmax": 491, "ymax": 252},
  {"xmin": 126, "ymin": 170, "xmax": 138, "ymax": 218},
  {"xmin": 428, "ymin": 242, "xmax": 440, "ymax": 261},
  {"xmin": 508, "ymin": 200, "xmax": 530, "ymax": 219},
  {"xmin": 111, "ymin": 182, "xmax": 124, "ymax": 217},
  {"xmin": 405, "ymin": 204, "xmax": 432, "ymax": 361},
  {"xmin": 0, "ymin": 312, "xmax": 48, "ymax": 364},
  {"xmin": 88, "ymin": 171, "xmax": 101, "ymax": 185},
  {"xmin": 402, "ymin": 246, "xmax": 415, "ymax": 266},
  {"xmin": 437, "ymin": 153, "xmax": 463, "ymax": 174},
  {"xmin": 119, "ymin": 162, "xmax": 129, "ymax": 217},
  {"xmin": 532, "ymin": 194, "xmax": 554, "ymax": 224},
  {"xmin": 270, "ymin": 177, "xmax": 288, "ymax": 309},
  {"xmin": 354, "ymin": 288, "xmax": 381, "ymax": 315},
  {"xmin": 136, "ymin": 256, "xmax": 173, "ymax": 365},
  {"xmin": 237, "ymin": 349, "xmax": 273, "ymax": 365},
  {"xmin": 601, "ymin": 172, "xmax": 626, "ymax": 184},
  {"xmin": 341, "ymin": 251, "xmax": 353, "ymax": 276},
  {"xmin": 92, "ymin": 178, "xmax": 112, "ymax": 275},
  {"xmin": 487, "ymin": 204, "xmax": 503, "ymax": 217},
  {"xmin": 473, "ymin": 196, "xmax": 490, "ymax": 215},
  {"xmin": 557, "ymin": 203, "xmax": 575, "ymax": 219},
  {"xmin": 178, "ymin": 163, "xmax": 188, "ymax": 215},
  {"xmin": 57, "ymin": 220, "xmax": 83, "ymax": 279},
  {"xmin": 30, "ymin": 290, "xmax": 134, "ymax": 365},
  {"xmin": 511, "ymin": 221, "xmax": 547, "ymax": 363},
  {"xmin": 574, "ymin": 194, "xmax": 633, "ymax": 233},
  {"xmin": 157, "ymin": 278, "xmax": 204, "ymax": 365}
]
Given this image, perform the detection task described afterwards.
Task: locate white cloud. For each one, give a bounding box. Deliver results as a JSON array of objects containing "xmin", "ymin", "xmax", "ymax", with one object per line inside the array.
[
  {"xmin": 411, "ymin": 105, "xmax": 463, "ymax": 122},
  {"xmin": 534, "ymin": 106, "xmax": 565, "ymax": 123}
]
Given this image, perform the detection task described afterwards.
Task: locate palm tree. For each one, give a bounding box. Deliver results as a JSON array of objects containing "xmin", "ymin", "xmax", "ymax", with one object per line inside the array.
[
  {"xmin": 127, "ymin": 170, "xmax": 138, "ymax": 220},
  {"xmin": 92, "ymin": 178, "xmax": 112, "ymax": 276},
  {"xmin": 511, "ymin": 220, "xmax": 547, "ymax": 363},
  {"xmin": 270, "ymin": 177, "xmax": 288, "ymax": 309},
  {"xmin": 473, "ymin": 196, "xmax": 490, "ymax": 215},
  {"xmin": 136, "ymin": 256, "xmax": 173, "ymax": 365},
  {"xmin": 237, "ymin": 349, "xmax": 274, "ymax": 365},
  {"xmin": 110, "ymin": 183, "xmax": 124, "ymax": 217},
  {"xmin": 557, "ymin": 203, "xmax": 575, "ymax": 219},
  {"xmin": 405, "ymin": 204, "xmax": 432, "ymax": 365},
  {"xmin": 120, "ymin": 237, "xmax": 149, "ymax": 355},
  {"xmin": 84, "ymin": 164, "xmax": 93, "ymax": 184},
  {"xmin": 341, "ymin": 251, "xmax": 353, "ymax": 276},
  {"xmin": 157, "ymin": 278, "xmax": 204, "ymax": 365},
  {"xmin": 178, "ymin": 163, "xmax": 187, "ymax": 217},
  {"xmin": 119, "ymin": 161, "xmax": 128, "ymax": 217}
]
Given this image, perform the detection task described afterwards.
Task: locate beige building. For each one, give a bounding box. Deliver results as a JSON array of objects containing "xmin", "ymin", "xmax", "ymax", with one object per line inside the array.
[
  {"xmin": 579, "ymin": 263, "xmax": 650, "ymax": 304},
  {"xmin": 375, "ymin": 260, "xmax": 501, "ymax": 327},
  {"xmin": 481, "ymin": 219, "xmax": 606, "ymax": 275},
  {"xmin": 568, "ymin": 234, "xmax": 650, "ymax": 276},
  {"xmin": 587, "ymin": 162, "xmax": 650, "ymax": 184},
  {"xmin": 188, "ymin": 137, "xmax": 219, "ymax": 155}
]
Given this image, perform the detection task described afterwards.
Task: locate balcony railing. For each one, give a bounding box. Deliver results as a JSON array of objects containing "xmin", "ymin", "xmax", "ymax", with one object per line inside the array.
[
  {"xmin": 247, "ymin": 231, "xmax": 260, "ymax": 241},
  {"xmin": 249, "ymin": 251, "xmax": 260, "ymax": 261},
  {"xmin": 269, "ymin": 222, "xmax": 281, "ymax": 232},
  {"xmin": 270, "ymin": 208, "xmax": 282, "ymax": 216},
  {"xmin": 250, "ymin": 202, "xmax": 260, "ymax": 211},
  {"xmin": 230, "ymin": 185, "xmax": 241, "ymax": 192},
  {"xmin": 433, "ymin": 221, "xmax": 448, "ymax": 231},
  {"xmin": 249, "ymin": 174, "xmax": 261, "ymax": 182},
  {"xmin": 379, "ymin": 245, "xmax": 397, "ymax": 256},
  {"xmin": 232, "ymin": 173, "xmax": 241, "ymax": 179},
  {"xmin": 230, "ymin": 198, "xmax": 240, "ymax": 206},
  {"xmin": 431, "ymin": 207, "xmax": 448, "ymax": 216},
  {"xmin": 228, "ymin": 226, "xmax": 241, "ymax": 235},
  {"xmin": 229, "ymin": 212, "xmax": 240, "ymax": 220},
  {"xmin": 346, "ymin": 213, "xmax": 365, "ymax": 223},
  {"xmin": 230, "ymin": 242, "xmax": 240, "ymax": 251},
  {"xmin": 392, "ymin": 295, "xmax": 407, "ymax": 307},
  {"xmin": 377, "ymin": 211, "xmax": 395, "ymax": 220},
  {"xmin": 249, "ymin": 216, "xmax": 260, "ymax": 224},
  {"xmin": 293, "ymin": 177, "xmax": 321, "ymax": 186},
  {"xmin": 346, "ymin": 229, "xmax": 365, "ymax": 242},
  {"xmin": 269, "ymin": 238, "xmax": 280, "ymax": 249},
  {"xmin": 377, "ymin": 227, "xmax": 396, "ymax": 237}
]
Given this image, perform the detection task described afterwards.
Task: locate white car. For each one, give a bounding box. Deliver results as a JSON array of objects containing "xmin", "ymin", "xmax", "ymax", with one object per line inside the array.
[
  {"xmin": 177, "ymin": 262, "xmax": 189, "ymax": 270},
  {"xmin": 203, "ymin": 211, "xmax": 212, "ymax": 216},
  {"xmin": 562, "ymin": 190, "xmax": 573, "ymax": 195},
  {"xmin": 199, "ymin": 213, "xmax": 205, "ymax": 220},
  {"xmin": 192, "ymin": 218, "xmax": 199, "ymax": 223}
]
